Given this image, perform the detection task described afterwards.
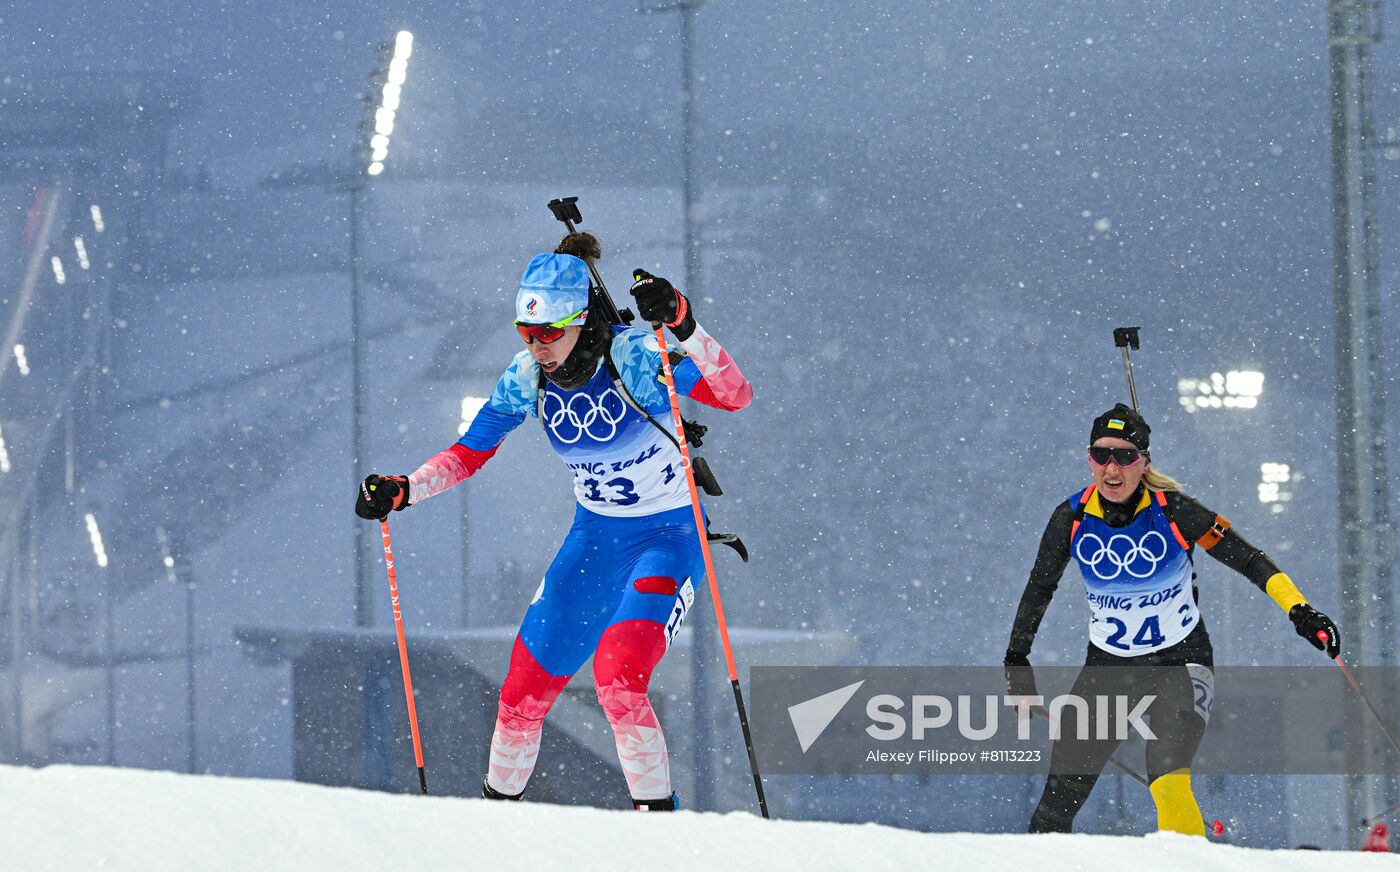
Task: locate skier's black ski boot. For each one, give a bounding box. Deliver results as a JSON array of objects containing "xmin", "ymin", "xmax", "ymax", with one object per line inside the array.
[
  {"xmin": 633, "ymin": 793, "xmax": 680, "ymax": 811},
  {"xmin": 482, "ymin": 780, "xmax": 524, "ymax": 801}
]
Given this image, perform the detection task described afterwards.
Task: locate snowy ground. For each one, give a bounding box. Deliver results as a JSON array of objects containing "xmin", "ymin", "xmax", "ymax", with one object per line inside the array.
[{"xmin": 1, "ymin": 765, "xmax": 1393, "ymax": 871}]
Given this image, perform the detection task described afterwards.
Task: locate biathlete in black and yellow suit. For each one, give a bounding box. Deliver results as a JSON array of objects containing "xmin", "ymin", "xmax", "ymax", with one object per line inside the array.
[{"xmin": 1003, "ymin": 403, "xmax": 1342, "ymax": 836}]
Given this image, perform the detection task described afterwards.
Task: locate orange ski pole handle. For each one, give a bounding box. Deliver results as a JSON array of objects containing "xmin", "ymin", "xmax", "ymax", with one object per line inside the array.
[
  {"xmin": 380, "ymin": 518, "xmax": 428, "ymax": 794},
  {"xmin": 651, "ymin": 322, "xmax": 769, "ymax": 819}
]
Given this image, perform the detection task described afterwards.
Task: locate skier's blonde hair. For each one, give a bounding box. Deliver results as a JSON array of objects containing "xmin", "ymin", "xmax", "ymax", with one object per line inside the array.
[{"xmin": 1144, "ymin": 465, "xmax": 1182, "ymax": 493}]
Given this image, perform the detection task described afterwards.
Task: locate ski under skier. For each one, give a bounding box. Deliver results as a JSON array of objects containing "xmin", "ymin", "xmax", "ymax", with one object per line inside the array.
[
  {"xmin": 355, "ymin": 231, "xmax": 751, "ymax": 810},
  {"xmin": 1003, "ymin": 403, "xmax": 1341, "ymax": 836}
]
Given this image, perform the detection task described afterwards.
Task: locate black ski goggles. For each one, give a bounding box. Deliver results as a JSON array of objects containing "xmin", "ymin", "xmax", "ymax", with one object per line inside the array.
[{"xmin": 1088, "ymin": 446, "xmax": 1147, "ymax": 468}]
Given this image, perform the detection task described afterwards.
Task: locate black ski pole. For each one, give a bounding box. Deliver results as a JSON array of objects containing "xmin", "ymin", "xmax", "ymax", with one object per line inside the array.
[
  {"xmin": 1113, "ymin": 327, "xmax": 1141, "ymax": 412},
  {"xmin": 1030, "ymin": 705, "xmax": 1151, "ymax": 789},
  {"xmin": 547, "ymin": 196, "xmax": 634, "ymax": 326},
  {"xmin": 1311, "ymin": 629, "xmax": 1400, "ymax": 827},
  {"xmin": 1316, "ymin": 630, "xmax": 1400, "ymax": 763},
  {"xmin": 1364, "ymin": 796, "xmax": 1400, "ymax": 828}
]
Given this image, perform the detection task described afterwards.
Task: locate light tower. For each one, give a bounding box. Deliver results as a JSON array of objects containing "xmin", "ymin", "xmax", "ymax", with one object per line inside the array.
[
  {"xmin": 641, "ymin": 0, "xmax": 712, "ymax": 810},
  {"xmin": 1326, "ymin": 0, "xmax": 1397, "ymax": 842},
  {"xmin": 352, "ymin": 30, "xmax": 414, "ymax": 627}
]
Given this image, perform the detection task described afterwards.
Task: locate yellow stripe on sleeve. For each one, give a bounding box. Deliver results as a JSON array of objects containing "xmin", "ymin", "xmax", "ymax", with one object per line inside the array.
[{"xmin": 1266, "ymin": 572, "xmax": 1308, "ymax": 614}]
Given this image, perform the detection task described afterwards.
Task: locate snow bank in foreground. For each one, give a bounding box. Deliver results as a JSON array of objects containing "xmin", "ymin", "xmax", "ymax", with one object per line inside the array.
[{"xmin": 0, "ymin": 765, "xmax": 1390, "ymax": 871}]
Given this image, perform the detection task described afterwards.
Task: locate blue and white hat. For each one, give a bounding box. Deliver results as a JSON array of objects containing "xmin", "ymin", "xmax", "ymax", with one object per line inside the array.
[{"xmin": 515, "ymin": 253, "xmax": 591, "ymax": 325}]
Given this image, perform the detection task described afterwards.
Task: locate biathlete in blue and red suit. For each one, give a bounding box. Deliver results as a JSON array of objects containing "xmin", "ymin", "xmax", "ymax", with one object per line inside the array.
[
  {"xmin": 355, "ymin": 231, "xmax": 751, "ymax": 810},
  {"xmin": 1003, "ymin": 403, "xmax": 1341, "ymax": 836}
]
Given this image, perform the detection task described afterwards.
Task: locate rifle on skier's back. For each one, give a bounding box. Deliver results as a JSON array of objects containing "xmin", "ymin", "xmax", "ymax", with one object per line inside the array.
[{"xmin": 546, "ymin": 196, "xmax": 746, "ymax": 561}]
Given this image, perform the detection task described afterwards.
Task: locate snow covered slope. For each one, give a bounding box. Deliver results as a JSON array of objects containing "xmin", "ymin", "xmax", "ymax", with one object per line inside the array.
[{"xmin": 1, "ymin": 765, "xmax": 1392, "ymax": 871}]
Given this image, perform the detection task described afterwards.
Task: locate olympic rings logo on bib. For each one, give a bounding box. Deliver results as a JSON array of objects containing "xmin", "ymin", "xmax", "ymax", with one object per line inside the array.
[
  {"xmin": 543, "ymin": 388, "xmax": 628, "ymax": 444},
  {"xmin": 1075, "ymin": 530, "xmax": 1169, "ymax": 580}
]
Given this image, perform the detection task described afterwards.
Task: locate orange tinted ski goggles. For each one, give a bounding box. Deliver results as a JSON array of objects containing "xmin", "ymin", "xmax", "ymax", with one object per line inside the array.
[{"xmin": 514, "ymin": 307, "xmax": 587, "ymax": 344}]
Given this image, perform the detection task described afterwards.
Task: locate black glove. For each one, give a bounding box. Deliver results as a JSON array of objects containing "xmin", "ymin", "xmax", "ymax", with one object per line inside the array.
[
  {"xmin": 1004, "ymin": 651, "xmax": 1039, "ymax": 699},
  {"xmin": 355, "ymin": 474, "xmax": 410, "ymax": 521},
  {"xmin": 630, "ymin": 269, "xmax": 696, "ymax": 341},
  {"xmin": 1290, "ymin": 603, "xmax": 1340, "ymax": 658}
]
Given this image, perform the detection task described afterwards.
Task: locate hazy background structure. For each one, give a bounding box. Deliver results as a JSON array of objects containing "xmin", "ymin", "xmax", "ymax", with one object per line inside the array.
[{"xmin": 1, "ymin": 0, "xmax": 1398, "ymax": 850}]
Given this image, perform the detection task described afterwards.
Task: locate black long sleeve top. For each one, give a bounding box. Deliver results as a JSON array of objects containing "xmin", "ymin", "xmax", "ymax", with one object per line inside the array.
[{"xmin": 1005, "ymin": 485, "xmax": 1281, "ymax": 659}]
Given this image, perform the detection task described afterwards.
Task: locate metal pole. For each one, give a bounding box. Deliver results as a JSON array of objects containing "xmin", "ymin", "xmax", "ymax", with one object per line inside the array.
[
  {"xmin": 155, "ymin": 526, "xmax": 194, "ymax": 772},
  {"xmin": 63, "ymin": 194, "xmax": 77, "ymax": 496},
  {"xmin": 1326, "ymin": 0, "xmax": 1398, "ymax": 845},
  {"xmin": 104, "ymin": 563, "xmax": 115, "ymax": 765},
  {"xmin": 6, "ymin": 544, "xmax": 19, "ymax": 763},
  {"xmin": 675, "ymin": 0, "xmax": 713, "ymax": 814},
  {"xmin": 185, "ymin": 568, "xmax": 196, "ymax": 773},
  {"xmin": 351, "ymin": 183, "xmax": 372, "ymax": 627},
  {"xmin": 680, "ymin": 3, "xmax": 702, "ymax": 304},
  {"xmin": 641, "ymin": 0, "xmax": 710, "ymax": 808}
]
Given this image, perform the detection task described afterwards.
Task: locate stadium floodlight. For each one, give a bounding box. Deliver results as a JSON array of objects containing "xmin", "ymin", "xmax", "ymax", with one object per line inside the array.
[
  {"xmin": 362, "ymin": 30, "xmax": 413, "ymax": 178},
  {"xmin": 459, "ymin": 396, "xmax": 488, "ymax": 435},
  {"xmin": 84, "ymin": 512, "xmax": 109, "ymax": 568},
  {"xmin": 1176, "ymin": 370, "xmax": 1265, "ymax": 413},
  {"xmin": 51, "ymin": 256, "xmax": 66, "ymax": 285},
  {"xmin": 351, "ymin": 29, "xmax": 414, "ymax": 628},
  {"xmin": 155, "ymin": 526, "xmax": 180, "ymax": 581},
  {"xmin": 374, "ymin": 106, "xmax": 395, "ymax": 136},
  {"xmin": 1258, "ymin": 462, "xmax": 1297, "ymax": 514},
  {"xmin": 90, "ymin": 204, "xmax": 105, "ymax": 233},
  {"xmin": 0, "ymin": 423, "xmax": 10, "ymax": 473},
  {"xmin": 388, "ymin": 57, "xmax": 408, "ymax": 85},
  {"xmin": 381, "ymin": 82, "xmax": 402, "ymax": 112},
  {"xmin": 74, "ymin": 236, "xmax": 90, "ymax": 270},
  {"xmin": 13, "ymin": 344, "xmax": 29, "ymax": 376}
]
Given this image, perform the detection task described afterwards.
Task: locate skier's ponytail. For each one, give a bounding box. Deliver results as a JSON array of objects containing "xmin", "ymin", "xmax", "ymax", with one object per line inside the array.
[{"xmin": 1144, "ymin": 466, "xmax": 1183, "ymax": 492}]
